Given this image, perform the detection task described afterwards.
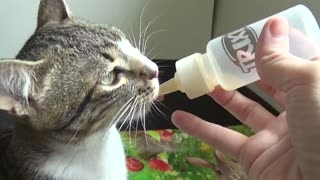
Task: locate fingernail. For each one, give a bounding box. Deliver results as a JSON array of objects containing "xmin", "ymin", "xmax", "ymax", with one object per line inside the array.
[
  {"xmin": 269, "ymin": 17, "xmax": 288, "ymax": 38},
  {"xmin": 213, "ymin": 86, "xmax": 225, "ymax": 93},
  {"xmin": 210, "ymin": 86, "xmax": 224, "ymax": 98}
]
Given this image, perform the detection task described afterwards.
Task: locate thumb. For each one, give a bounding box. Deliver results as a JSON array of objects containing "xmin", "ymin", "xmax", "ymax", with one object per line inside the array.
[{"xmin": 255, "ymin": 17, "xmax": 316, "ymax": 92}]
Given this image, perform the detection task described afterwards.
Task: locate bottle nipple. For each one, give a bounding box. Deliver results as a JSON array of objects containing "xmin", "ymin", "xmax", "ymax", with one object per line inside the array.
[{"xmin": 159, "ymin": 77, "xmax": 179, "ymax": 96}]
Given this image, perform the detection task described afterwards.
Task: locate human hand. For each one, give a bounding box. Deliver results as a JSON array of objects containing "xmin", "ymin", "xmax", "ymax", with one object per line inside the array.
[{"xmin": 171, "ymin": 17, "xmax": 320, "ymax": 180}]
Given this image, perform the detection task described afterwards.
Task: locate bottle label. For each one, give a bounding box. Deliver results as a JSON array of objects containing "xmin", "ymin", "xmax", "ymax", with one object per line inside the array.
[{"xmin": 222, "ymin": 26, "xmax": 258, "ymax": 73}]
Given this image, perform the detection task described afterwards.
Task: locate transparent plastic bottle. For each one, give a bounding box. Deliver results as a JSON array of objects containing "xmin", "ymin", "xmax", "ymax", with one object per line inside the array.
[{"xmin": 159, "ymin": 4, "xmax": 320, "ymax": 99}]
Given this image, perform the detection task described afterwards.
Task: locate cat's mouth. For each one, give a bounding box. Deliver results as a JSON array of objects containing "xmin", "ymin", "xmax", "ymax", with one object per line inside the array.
[
  {"xmin": 127, "ymin": 79, "xmax": 159, "ymax": 117},
  {"xmin": 138, "ymin": 78, "xmax": 159, "ymax": 102},
  {"xmin": 114, "ymin": 81, "xmax": 158, "ymax": 129}
]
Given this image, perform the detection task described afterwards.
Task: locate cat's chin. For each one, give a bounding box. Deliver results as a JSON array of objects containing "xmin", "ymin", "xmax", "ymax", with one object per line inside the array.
[{"xmin": 113, "ymin": 100, "xmax": 154, "ymax": 126}]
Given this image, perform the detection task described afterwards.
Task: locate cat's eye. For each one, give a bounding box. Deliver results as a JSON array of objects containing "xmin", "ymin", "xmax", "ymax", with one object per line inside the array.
[
  {"xmin": 101, "ymin": 72, "xmax": 116, "ymax": 86},
  {"xmin": 100, "ymin": 67, "xmax": 126, "ymax": 86},
  {"xmin": 101, "ymin": 52, "xmax": 114, "ymax": 61}
]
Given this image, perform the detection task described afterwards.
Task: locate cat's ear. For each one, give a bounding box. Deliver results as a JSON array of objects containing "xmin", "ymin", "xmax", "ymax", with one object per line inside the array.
[
  {"xmin": 0, "ymin": 59, "xmax": 43, "ymax": 114},
  {"xmin": 37, "ymin": 0, "xmax": 71, "ymax": 30}
]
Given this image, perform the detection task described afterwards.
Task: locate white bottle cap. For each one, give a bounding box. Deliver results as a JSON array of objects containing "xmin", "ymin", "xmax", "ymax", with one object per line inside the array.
[{"xmin": 159, "ymin": 53, "xmax": 218, "ymax": 99}]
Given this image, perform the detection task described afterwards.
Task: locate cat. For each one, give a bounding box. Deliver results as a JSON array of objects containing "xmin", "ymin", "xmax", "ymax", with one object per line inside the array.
[{"xmin": 0, "ymin": 0, "xmax": 159, "ymax": 179}]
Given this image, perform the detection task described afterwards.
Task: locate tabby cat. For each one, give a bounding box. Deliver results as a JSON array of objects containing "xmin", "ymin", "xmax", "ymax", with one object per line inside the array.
[{"xmin": 0, "ymin": 0, "xmax": 159, "ymax": 179}]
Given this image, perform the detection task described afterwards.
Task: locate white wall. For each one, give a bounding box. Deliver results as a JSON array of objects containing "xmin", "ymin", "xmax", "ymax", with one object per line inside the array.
[
  {"xmin": 0, "ymin": 0, "xmax": 214, "ymax": 60},
  {"xmin": 212, "ymin": 0, "xmax": 320, "ymax": 111},
  {"xmin": 4, "ymin": 0, "xmax": 317, "ymax": 111},
  {"xmin": 0, "ymin": 0, "xmax": 39, "ymax": 58},
  {"xmin": 213, "ymin": 0, "xmax": 320, "ymax": 37}
]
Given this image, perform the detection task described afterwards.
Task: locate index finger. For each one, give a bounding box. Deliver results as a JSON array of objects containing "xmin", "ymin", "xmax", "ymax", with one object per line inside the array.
[{"xmin": 172, "ymin": 110, "xmax": 247, "ymax": 160}]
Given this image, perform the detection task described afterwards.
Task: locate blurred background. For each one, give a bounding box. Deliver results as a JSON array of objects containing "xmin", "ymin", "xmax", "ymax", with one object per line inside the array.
[
  {"xmin": 0, "ymin": 0, "xmax": 320, "ymax": 129},
  {"xmin": 1, "ymin": 0, "xmax": 320, "ymax": 59}
]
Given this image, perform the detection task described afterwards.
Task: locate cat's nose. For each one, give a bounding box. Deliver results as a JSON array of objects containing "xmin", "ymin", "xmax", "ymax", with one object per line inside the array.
[{"xmin": 152, "ymin": 70, "xmax": 159, "ymax": 79}]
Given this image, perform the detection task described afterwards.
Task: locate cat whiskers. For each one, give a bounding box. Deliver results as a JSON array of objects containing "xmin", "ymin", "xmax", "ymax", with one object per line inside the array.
[
  {"xmin": 111, "ymin": 96, "xmax": 135, "ymax": 123},
  {"xmin": 151, "ymin": 101, "xmax": 168, "ymax": 121},
  {"xmin": 109, "ymin": 96, "xmax": 135, "ymax": 128},
  {"xmin": 155, "ymin": 98, "xmax": 170, "ymax": 110},
  {"xmin": 120, "ymin": 98, "xmax": 151, "ymax": 148},
  {"xmin": 140, "ymin": 16, "xmax": 167, "ymax": 58},
  {"xmin": 140, "ymin": 16, "xmax": 159, "ymax": 54},
  {"xmin": 142, "ymin": 29, "xmax": 167, "ymax": 56},
  {"xmin": 101, "ymin": 96, "xmax": 136, "ymax": 140},
  {"xmin": 147, "ymin": 50, "xmax": 157, "ymax": 60},
  {"xmin": 67, "ymin": 119, "xmax": 86, "ymax": 145},
  {"xmin": 129, "ymin": 29, "xmax": 138, "ymax": 50},
  {"xmin": 142, "ymin": 103, "xmax": 149, "ymax": 147},
  {"xmin": 128, "ymin": 0, "xmax": 166, "ymax": 60},
  {"xmin": 138, "ymin": 0, "xmax": 152, "ymax": 51},
  {"xmin": 118, "ymin": 97, "xmax": 139, "ymax": 145},
  {"xmin": 117, "ymin": 97, "xmax": 138, "ymax": 131},
  {"xmin": 135, "ymin": 99, "xmax": 144, "ymax": 144},
  {"xmin": 124, "ymin": 98, "xmax": 141, "ymax": 144}
]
